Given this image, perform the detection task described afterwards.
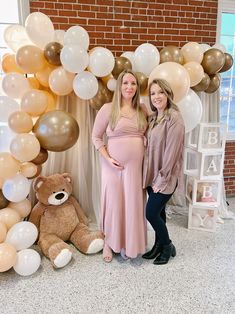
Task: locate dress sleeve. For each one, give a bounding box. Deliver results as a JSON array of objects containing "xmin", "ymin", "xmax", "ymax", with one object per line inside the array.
[
  {"xmin": 92, "ymin": 103, "xmax": 111, "ymax": 150},
  {"xmin": 154, "ymin": 112, "xmax": 185, "ymax": 191}
]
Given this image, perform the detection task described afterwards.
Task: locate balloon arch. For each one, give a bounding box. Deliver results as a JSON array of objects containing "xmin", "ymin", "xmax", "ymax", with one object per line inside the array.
[{"xmin": 0, "ymin": 12, "xmax": 233, "ymax": 275}]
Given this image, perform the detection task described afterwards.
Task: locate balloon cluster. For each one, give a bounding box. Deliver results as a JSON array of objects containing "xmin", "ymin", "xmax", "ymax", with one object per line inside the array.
[{"xmin": 0, "ymin": 194, "xmax": 41, "ymax": 276}]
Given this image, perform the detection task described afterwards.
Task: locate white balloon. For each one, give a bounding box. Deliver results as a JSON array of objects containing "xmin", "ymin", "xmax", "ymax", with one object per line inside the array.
[
  {"xmin": 54, "ymin": 29, "xmax": 65, "ymax": 46},
  {"xmin": 64, "ymin": 26, "xmax": 89, "ymax": 50},
  {"xmin": 134, "ymin": 43, "xmax": 160, "ymax": 76},
  {"xmin": 2, "ymin": 174, "xmax": 31, "ymax": 202},
  {"xmin": 73, "ymin": 71, "xmax": 98, "ymax": 100},
  {"xmin": 13, "ymin": 249, "xmax": 41, "ymax": 276},
  {"xmin": 2, "ymin": 73, "xmax": 31, "ymax": 99},
  {"xmin": 0, "ymin": 125, "xmax": 16, "ymax": 152},
  {"xmin": 212, "ymin": 43, "xmax": 226, "ymax": 53},
  {"xmin": 0, "ymin": 96, "xmax": 19, "ymax": 122},
  {"xmin": 3, "ymin": 24, "xmax": 33, "ymax": 52},
  {"xmin": 25, "ymin": 12, "xmax": 54, "ymax": 49},
  {"xmin": 89, "ymin": 47, "xmax": 115, "ymax": 77},
  {"xmin": 60, "ymin": 44, "xmax": 89, "ymax": 73},
  {"xmin": 121, "ymin": 51, "xmax": 136, "ymax": 70},
  {"xmin": 5, "ymin": 221, "xmax": 38, "ymax": 251},
  {"xmin": 107, "ymin": 78, "xmax": 117, "ymax": 92},
  {"xmin": 200, "ymin": 43, "xmax": 211, "ymax": 53},
  {"xmin": 177, "ymin": 89, "xmax": 202, "ymax": 133}
]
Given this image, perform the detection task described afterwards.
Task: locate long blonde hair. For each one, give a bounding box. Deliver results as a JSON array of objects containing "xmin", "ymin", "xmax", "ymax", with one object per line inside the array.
[
  {"xmin": 110, "ymin": 69, "xmax": 147, "ymax": 130},
  {"xmin": 149, "ymin": 78, "xmax": 179, "ymax": 116}
]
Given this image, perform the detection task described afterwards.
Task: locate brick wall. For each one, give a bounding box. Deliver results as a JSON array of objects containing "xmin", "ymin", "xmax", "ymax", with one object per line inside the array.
[
  {"xmin": 224, "ymin": 142, "xmax": 235, "ymax": 196},
  {"xmin": 29, "ymin": 0, "xmax": 218, "ymax": 54},
  {"xmin": 29, "ymin": 0, "xmax": 235, "ymax": 197}
]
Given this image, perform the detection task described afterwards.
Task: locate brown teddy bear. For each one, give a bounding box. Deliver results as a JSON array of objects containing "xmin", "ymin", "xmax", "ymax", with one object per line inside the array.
[{"xmin": 29, "ymin": 173, "xmax": 104, "ymax": 268}]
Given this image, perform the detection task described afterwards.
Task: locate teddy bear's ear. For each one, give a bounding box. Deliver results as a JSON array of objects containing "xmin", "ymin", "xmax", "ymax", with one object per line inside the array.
[
  {"xmin": 62, "ymin": 173, "xmax": 72, "ymax": 184},
  {"xmin": 33, "ymin": 176, "xmax": 46, "ymax": 192}
]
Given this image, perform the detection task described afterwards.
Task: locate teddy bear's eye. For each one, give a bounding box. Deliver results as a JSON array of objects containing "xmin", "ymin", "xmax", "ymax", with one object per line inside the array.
[
  {"xmin": 53, "ymin": 191, "xmax": 56, "ymax": 194},
  {"xmin": 62, "ymin": 189, "xmax": 65, "ymax": 191}
]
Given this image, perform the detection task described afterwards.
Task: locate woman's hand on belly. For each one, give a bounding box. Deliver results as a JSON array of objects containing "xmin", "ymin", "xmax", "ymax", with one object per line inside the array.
[{"xmin": 107, "ymin": 157, "xmax": 124, "ymax": 170}]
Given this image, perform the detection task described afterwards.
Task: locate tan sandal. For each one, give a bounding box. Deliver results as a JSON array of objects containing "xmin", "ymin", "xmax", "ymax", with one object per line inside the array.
[{"xmin": 102, "ymin": 243, "xmax": 113, "ymax": 263}]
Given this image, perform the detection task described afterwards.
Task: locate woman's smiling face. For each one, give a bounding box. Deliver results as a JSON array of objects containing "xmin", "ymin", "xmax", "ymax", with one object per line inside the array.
[
  {"xmin": 121, "ymin": 73, "xmax": 137, "ymax": 101},
  {"xmin": 150, "ymin": 83, "xmax": 168, "ymax": 114}
]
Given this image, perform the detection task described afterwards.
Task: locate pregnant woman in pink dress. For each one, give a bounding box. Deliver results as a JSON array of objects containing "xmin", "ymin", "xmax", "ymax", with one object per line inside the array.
[{"xmin": 92, "ymin": 69, "xmax": 147, "ymax": 262}]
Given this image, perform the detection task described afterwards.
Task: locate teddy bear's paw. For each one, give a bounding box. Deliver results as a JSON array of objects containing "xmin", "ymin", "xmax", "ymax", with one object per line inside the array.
[
  {"xmin": 53, "ymin": 249, "xmax": 72, "ymax": 268},
  {"xmin": 86, "ymin": 238, "xmax": 104, "ymax": 254}
]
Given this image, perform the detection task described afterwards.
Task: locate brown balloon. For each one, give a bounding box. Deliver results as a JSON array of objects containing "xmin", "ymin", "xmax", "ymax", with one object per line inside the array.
[
  {"xmin": 204, "ymin": 74, "xmax": 221, "ymax": 94},
  {"xmin": 136, "ymin": 72, "xmax": 148, "ymax": 93},
  {"xmin": 44, "ymin": 42, "xmax": 62, "ymax": 66},
  {"xmin": 191, "ymin": 72, "xmax": 210, "ymax": 92},
  {"xmin": 201, "ymin": 48, "xmax": 225, "ymax": 75},
  {"xmin": 112, "ymin": 57, "xmax": 132, "ymax": 79},
  {"xmin": 31, "ymin": 148, "xmax": 48, "ymax": 165},
  {"xmin": 33, "ymin": 110, "xmax": 79, "ymax": 152},
  {"xmin": 0, "ymin": 190, "xmax": 9, "ymax": 209},
  {"xmin": 219, "ymin": 53, "xmax": 234, "ymax": 73},
  {"xmin": 160, "ymin": 46, "xmax": 184, "ymax": 65},
  {"xmin": 89, "ymin": 80, "xmax": 113, "ymax": 110}
]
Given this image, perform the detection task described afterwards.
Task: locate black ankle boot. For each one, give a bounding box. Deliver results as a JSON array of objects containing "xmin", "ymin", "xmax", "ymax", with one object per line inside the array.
[
  {"xmin": 142, "ymin": 242, "xmax": 162, "ymax": 259},
  {"xmin": 153, "ymin": 242, "xmax": 176, "ymax": 265}
]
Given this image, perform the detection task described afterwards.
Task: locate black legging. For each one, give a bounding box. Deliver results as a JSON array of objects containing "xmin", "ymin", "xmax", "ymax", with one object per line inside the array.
[{"xmin": 146, "ymin": 186, "xmax": 174, "ymax": 246}]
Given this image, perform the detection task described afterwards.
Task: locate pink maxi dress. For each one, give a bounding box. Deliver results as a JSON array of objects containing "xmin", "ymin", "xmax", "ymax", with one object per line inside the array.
[{"xmin": 92, "ymin": 103, "xmax": 147, "ymax": 258}]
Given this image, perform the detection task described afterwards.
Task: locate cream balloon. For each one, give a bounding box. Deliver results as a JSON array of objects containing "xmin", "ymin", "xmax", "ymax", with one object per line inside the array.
[
  {"xmin": 60, "ymin": 44, "xmax": 89, "ymax": 73},
  {"xmin": 25, "ymin": 12, "xmax": 55, "ymax": 49},
  {"xmin": 0, "ymin": 125, "xmax": 16, "ymax": 152},
  {"xmin": 121, "ymin": 51, "xmax": 136, "ymax": 70},
  {"xmin": 183, "ymin": 62, "xmax": 204, "ymax": 87},
  {"xmin": 13, "ymin": 249, "xmax": 41, "ymax": 276},
  {"xmin": 64, "ymin": 25, "xmax": 89, "ymax": 50},
  {"xmin": 134, "ymin": 43, "xmax": 160, "ymax": 76},
  {"xmin": 9, "ymin": 199, "xmax": 31, "ymax": 218},
  {"xmin": 89, "ymin": 47, "xmax": 115, "ymax": 77},
  {"xmin": 5, "ymin": 221, "xmax": 38, "ymax": 251},
  {"xmin": 107, "ymin": 78, "xmax": 117, "ymax": 92},
  {"xmin": 8, "ymin": 111, "xmax": 33, "ymax": 133},
  {"xmin": 2, "ymin": 73, "xmax": 31, "ymax": 99},
  {"xmin": 16, "ymin": 45, "xmax": 46, "ymax": 74},
  {"xmin": 10, "ymin": 133, "xmax": 40, "ymax": 162},
  {"xmin": 54, "ymin": 29, "xmax": 65, "ymax": 46},
  {"xmin": 49, "ymin": 67, "xmax": 75, "ymax": 96},
  {"xmin": 0, "ymin": 152, "xmax": 20, "ymax": 181},
  {"xmin": 21, "ymin": 89, "xmax": 48, "ymax": 116},
  {"xmin": 3, "ymin": 24, "xmax": 33, "ymax": 53},
  {"xmin": 2, "ymin": 174, "xmax": 31, "ymax": 203},
  {"xmin": 0, "ymin": 96, "xmax": 20, "ymax": 122},
  {"xmin": 0, "ymin": 221, "xmax": 7, "ymax": 243},
  {"xmin": 176, "ymin": 88, "xmax": 202, "ymax": 133},
  {"xmin": 20, "ymin": 162, "xmax": 38, "ymax": 178},
  {"xmin": 0, "ymin": 243, "xmax": 17, "ymax": 272},
  {"xmin": 0, "ymin": 208, "xmax": 21, "ymax": 229},
  {"xmin": 181, "ymin": 42, "xmax": 204, "ymax": 63},
  {"xmin": 148, "ymin": 62, "xmax": 190, "ymax": 102},
  {"xmin": 35, "ymin": 63, "xmax": 57, "ymax": 87}
]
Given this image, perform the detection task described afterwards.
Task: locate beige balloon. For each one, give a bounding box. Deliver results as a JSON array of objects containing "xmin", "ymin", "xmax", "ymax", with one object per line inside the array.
[
  {"xmin": 21, "ymin": 89, "xmax": 48, "ymax": 117},
  {"xmin": 183, "ymin": 62, "xmax": 204, "ymax": 87},
  {"xmin": 36, "ymin": 62, "xmax": 57, "ymax": 87},
  {"xmin": 0, "ymin": 243, "xmax": 17, "ymax": 272},
  {"xmin": 0, "ymin": 208, "xmax": 21, "ymax": 230},
  {"xmin": 20, "ymin": 162, "xmax": 38, "ymax": 178},
  {"xmin": 148, "ymin": 62, "xmax": 190, "ymax": 103},
  {"xmin": 49, "ymin": 67, "xmax": 75, "ymax": 96},
  {"xmin": 9, "ymin": 199, "xmax": 32, "ymax": 218},
  {"xmin": 16, "ymin": 45, "xmax": 46, "ymax": 74},
  {"xmin": 0, "ymin": 152, "xmax": 21, "ymax": 181},
  {"xmin": 42, "ymin": 90, "xmax": 57, "ymax": 112},
  {"xmin": 0, "ymin": 221, "xmax": 7, "ymax": 243},
  {"xmin": 27, "ymin": 77, "xmax": 41, "ymax": 89},
  {"xmin": 10, "ymin": 133, "xmax": 41, "ymax": 162},
  {"xmin": 8, "ymin": 111, "xmax": 33, "ymax": 133},
  {"xmin": 181, "ymin": 42, "xmax": 204, "ymax": 64}
]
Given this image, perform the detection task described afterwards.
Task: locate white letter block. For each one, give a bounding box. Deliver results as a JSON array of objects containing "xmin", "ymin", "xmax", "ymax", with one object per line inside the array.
[
  {"xmin": 188, "ymin": 204, "xmax": 217, "ymax": 232},
  {"xmin": 184, "ymin": 148, "xmax": 224, "ymax": 180},
  {"xmin": 186, "ymin": 176, "xmax": 221, "ymax": 207},
  {"xmin": 187, "ymin": 123, "xmax": 226, "ymax": 152}
]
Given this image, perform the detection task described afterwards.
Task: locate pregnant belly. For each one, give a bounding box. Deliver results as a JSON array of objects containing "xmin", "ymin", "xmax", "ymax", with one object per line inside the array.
[{"xmin": 107, "ymin": 136, "xmax": 144, "ymax": 164}]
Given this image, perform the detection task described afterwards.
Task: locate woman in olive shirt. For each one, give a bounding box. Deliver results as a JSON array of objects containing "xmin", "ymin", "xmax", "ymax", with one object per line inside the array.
[{"xmin": 142, "ymin": 78, "xmax": 185, "ymax": 265}]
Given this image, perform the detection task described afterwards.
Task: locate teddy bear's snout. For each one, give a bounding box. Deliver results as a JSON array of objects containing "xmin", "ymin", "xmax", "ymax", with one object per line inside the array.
[{"xmin": 55, "ymin": 192, "xmax": 66, "ymax": 200}]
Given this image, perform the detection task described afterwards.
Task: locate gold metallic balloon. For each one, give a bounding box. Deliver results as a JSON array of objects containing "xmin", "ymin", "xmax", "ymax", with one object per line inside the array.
[
  {"xmin": 160, "ymin": 46, "xmax": 184, "ymax": 64},
  {"xmin": 219, "ymin": 53, "xmax": 234, "ymax": 73},
  {"xmin": 192, "ymin": 72, "xmax": 210, "ymax": 92},
  {"xmin": 204, "ymin": 74, "xmax": 220, "ymax": 94},
  {"xmin": 0, "ymin": 190, "xmax": 9, "ymax": 209},
  {"xmin": 31, "ymin": 148, "xmax": 48, "ymax": 165},
  {"xmin": 136, "ymin": 72, "xmax": 148, "ymax": 93},
  {"xmin": 201, "ymin": 48, "xmax": 225, "ymax": 75},
  {"xmin": 89, "ymin": 80, "xmax": 113, "ymax": 110},
  {"xmin": 112, "ymin": 57, "xmax": 132, "ymax": 79},
  {"xmin": 33, "ymin": 110, "xmax": 79, "ymax": 152},
  {"xmin": 44, "ymin": 42, "xmax": 62, "ymax": 66}
]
